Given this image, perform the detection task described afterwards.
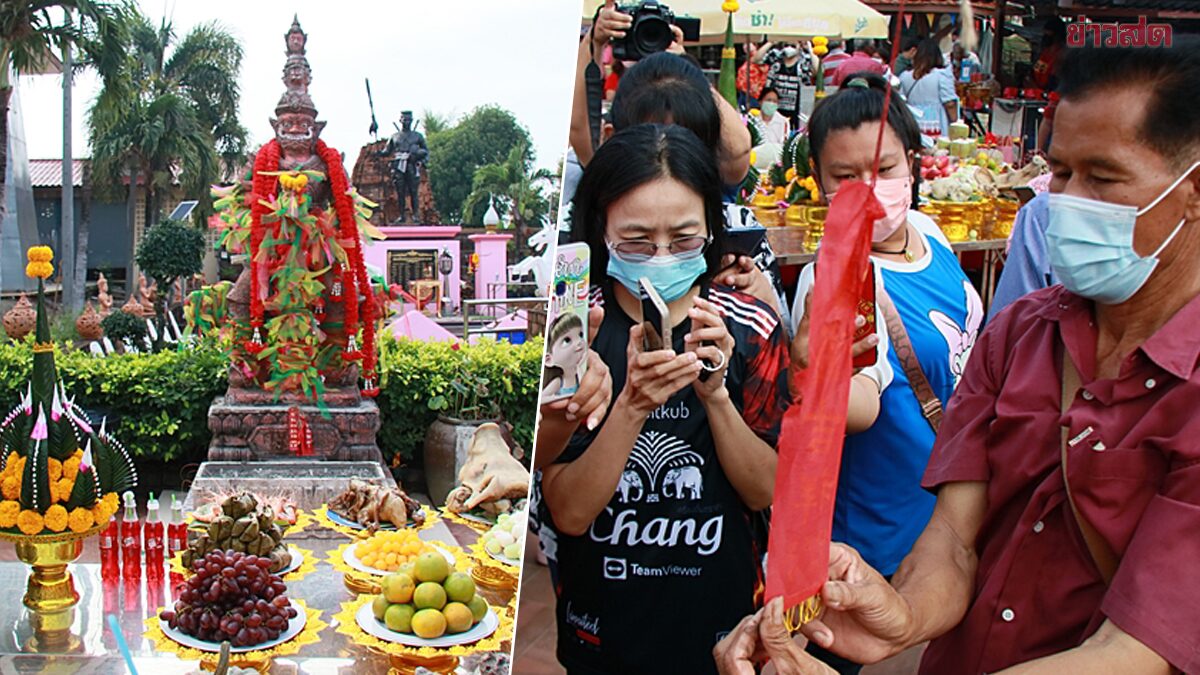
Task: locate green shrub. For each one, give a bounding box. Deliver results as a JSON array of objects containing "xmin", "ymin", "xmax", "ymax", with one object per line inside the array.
[
  {"xmin": 0, "ymin": 340, "xmax": 227, "ymax": 464},
  {"xmin": 0, "ymin": 335, "xmax": 543, "ymax": 468},
  {"xmin": 101, "ymin": 311, "xmax": 149, "ymax": 343},
  {"xmin": 376, "ymin": 335, "xmax": 542, "ymax": 465}
]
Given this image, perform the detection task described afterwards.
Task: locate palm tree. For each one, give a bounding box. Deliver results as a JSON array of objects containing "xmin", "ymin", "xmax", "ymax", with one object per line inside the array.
[
  {"xmin": 462, "ymin": 142, "xmax": 558, "ymax": 258},
  {"xmin": 87, "ymin": 10, "xmax": 246, "ymax": 293},
  {"xmin": 0, "ymin": 0, "xmax": 127, "ymax": 251}
]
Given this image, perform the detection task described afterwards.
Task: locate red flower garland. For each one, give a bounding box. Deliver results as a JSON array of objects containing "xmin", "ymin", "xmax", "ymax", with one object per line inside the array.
[
  {"xmin": 244, "ymin": 138, "xmax": 380, "ymax": 395},
  {"xmin": 316, "ymin": 140, "xmax": 380, "ymax": 393},
  {"xmin": 245, "ymin": 140, "xmax": 281, "ymax": 354}
]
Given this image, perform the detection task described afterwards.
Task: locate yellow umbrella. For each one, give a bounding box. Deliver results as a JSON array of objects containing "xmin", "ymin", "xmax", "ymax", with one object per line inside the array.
[
  {"xmin": 580, "ymin": 0, "xmax": 887, "ymax": 39},
  {"xmin": 733, "ymin": 0, "xmax": 888, "ymax": 39}
]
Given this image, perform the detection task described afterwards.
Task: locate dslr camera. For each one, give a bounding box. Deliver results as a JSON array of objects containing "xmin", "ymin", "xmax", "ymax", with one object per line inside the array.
[{"xmin": 610, "ymin": 1, "xmax": 702, "ymax": 62}]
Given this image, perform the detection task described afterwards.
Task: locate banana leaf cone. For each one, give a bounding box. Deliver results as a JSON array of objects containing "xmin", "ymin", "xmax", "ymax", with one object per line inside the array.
[
  {"xmin": 717, "ymin": 13, "xmax": 738, "ymax": 108},
  {"xmin": 30, "ymin": 279, "xmax": 57, "ymax": 420}
]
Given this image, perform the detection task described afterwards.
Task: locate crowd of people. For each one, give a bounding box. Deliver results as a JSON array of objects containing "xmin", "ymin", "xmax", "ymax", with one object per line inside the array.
[{"xmin": 533, "ymin": 3, "xmax": 1200, "ymax": 673}]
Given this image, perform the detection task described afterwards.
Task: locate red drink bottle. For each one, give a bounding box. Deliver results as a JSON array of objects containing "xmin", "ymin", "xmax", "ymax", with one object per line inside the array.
[
  {"xmin": 100, "ymin": 514, "xmax": 120, "ymax": 582},
  {"xmin": 120, "ymin": 491, "xmax": 141, "ymax": 579},
  {"xmin": 167, "ymin": 493, "xmax": 187, "ymax": 557},
  {"xmin": 144, "ymin": 492, "xmax": 164, "ymax": 577}
]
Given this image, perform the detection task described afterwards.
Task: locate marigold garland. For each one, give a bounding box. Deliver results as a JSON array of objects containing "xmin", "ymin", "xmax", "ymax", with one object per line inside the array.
[
  {"xmin": 17, "ymin": 510, "xmax": 44, "ymax": 535},
  {"xmin": 0, "ymin": 501, "xmax": 19, "ymax": 528},
  {"xmin": 241, "ymin": 138, "xmax": 380, "ymax": 395},
  {"xmin": 68, "ymin": 507, "xmax": 94, "ymax": 533},
  {"xmin": 44, "ymin": 504, "xmax": 68, "ymax": 532}
]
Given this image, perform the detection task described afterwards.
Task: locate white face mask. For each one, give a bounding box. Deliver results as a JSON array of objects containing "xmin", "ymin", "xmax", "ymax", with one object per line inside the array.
[
  {"xmin": 1046, "ymin": 161, "xmax": 1198, "ymax": 304},
  {"xmin": 782, "ymin": 47, "xmax": 799, "ymax": 58}
]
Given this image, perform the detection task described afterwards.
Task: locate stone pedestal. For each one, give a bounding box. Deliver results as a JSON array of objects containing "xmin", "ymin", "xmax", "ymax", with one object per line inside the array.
[{"xmin": 207, "ymin": 389, "xmax": 382, "ymax": 462}]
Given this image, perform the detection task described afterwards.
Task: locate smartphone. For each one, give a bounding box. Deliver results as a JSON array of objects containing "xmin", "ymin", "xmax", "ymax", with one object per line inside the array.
[
  {"xmin": 639, "ymin": 278, "xmax": 671, "ymax": 352},
  {"xmin": 726, "ymin": 226, "xmax": 767, "ymax": 259},
  {"xmin": 853, "ymin": 261, "xmax": 878, "ymax": 369},
  {"xmin": 540, "ymin": 243, "xmax": 590, "ymax": 405},
  {"xmin": 812, "ymin": 259, "xmax": 878, "ymax": 369}
]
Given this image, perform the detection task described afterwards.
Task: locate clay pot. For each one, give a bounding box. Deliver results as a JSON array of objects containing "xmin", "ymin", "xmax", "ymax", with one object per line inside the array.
[
  {"xmin": 423, "ymin": 416, "xmax": 513, "ymax": 506},
  {"xmin": 75, "ymin": 302, "xmax": 103, "ymax": 341},
  {"xmin": 3, "ymin": 295, "xmax": 36, "ymax": 340}
]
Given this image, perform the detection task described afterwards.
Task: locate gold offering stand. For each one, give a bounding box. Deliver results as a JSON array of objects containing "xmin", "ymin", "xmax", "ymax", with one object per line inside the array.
[{"xmin": 0, "ymin": 523, "xmax": 104, "ymax": 650}]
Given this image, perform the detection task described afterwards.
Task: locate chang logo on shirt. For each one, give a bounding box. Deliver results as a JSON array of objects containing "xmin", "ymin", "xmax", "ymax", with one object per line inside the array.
[{"xmin": 589, "ymin": 507, "xmax": 724, "ymax": 556}]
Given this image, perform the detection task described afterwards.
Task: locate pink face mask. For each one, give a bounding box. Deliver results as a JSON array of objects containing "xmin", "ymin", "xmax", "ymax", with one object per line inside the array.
[
  {"xmin": 826, "ymin": 175, "xmax": 913, "ymax": 242},
  {"xmin": 870, "ymin": 175, "xmax": 912, "ymax": 242}
]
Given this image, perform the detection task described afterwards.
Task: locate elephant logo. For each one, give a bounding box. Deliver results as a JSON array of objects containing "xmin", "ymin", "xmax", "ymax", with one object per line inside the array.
[
  {"xmin": 616, "ymin": 470, "xmax": 644, "ymax": 503},
  {"xmin": 661, "ymin": 466, "xmax": 703, "ymax": 500}
]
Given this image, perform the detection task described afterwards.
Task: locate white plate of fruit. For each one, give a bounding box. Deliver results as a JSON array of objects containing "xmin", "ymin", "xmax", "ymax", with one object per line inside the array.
[
  {"xmin": 159, "ymin": 551, "xmax": 305, "ymax": 653},
  {"xmin": 479, "ymin": 510, "xmax": 525, "ymax": 567},
  {"xmin": 355, "ymin": 553, "xmax": 498, "ymax": 647},
  {"xmin": 343, "ymin": 531, "xmax": 457, "ymax": 577}
]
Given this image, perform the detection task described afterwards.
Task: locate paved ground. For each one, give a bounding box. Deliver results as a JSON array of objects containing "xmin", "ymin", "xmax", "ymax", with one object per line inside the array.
[{"xmin": 512, "ymin": 534, "xmax": 926, "ymax": 674}]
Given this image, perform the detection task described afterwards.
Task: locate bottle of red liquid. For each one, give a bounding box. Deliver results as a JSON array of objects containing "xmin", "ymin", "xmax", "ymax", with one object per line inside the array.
[
  {"xmin": 144, "ymin": 492, "xmax": 164, "ymax": 577},
  {"xmin": 99, "ymin": 513, "xmax": 120, "ymax": 582},
  {"xmin": 167, "ymin": 493, "xmax": 187, "ymax": 557},
  {"xmin": 120, "ymin": 491, "xmax": 141, "ymax": 579}
]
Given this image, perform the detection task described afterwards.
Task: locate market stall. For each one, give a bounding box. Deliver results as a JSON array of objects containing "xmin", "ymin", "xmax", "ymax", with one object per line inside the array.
[{"xmin": 743, "ymin": 112, "xmax": 1045, "ymax": 312}]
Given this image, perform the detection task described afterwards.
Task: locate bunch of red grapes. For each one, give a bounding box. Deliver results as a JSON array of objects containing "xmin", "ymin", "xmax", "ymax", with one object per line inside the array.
[{"xmin": 159, "ymin": 550, "xmax": 298, "ymax": 647}]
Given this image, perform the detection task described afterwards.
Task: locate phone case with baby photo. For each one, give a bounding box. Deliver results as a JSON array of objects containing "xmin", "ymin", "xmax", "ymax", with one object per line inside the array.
[{"xmin": 540, "ymin": 243, "xmax": 590, "ymax": 405}]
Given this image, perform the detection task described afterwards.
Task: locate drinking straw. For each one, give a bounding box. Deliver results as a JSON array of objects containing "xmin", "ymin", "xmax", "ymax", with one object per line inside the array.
[{"xmin": 106, "ymin": 614, "xmax": 139, "ymax": 675}]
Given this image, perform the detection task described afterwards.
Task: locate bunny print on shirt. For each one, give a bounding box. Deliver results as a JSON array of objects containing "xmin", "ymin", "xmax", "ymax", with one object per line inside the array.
[{"xmin": 929, "ymin": 280, "xmax": 984, "ymax": 388}]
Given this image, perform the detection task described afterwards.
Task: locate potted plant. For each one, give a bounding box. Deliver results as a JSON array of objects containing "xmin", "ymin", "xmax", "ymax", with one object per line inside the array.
[{"xmin": 422, "ymin": 371, "xmax": 513, "ymax": 506}]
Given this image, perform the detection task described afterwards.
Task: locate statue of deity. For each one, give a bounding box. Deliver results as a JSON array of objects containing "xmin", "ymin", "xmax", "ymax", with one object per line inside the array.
[
  {"xmin": 379, "ymin": 111, "xmax": 429, "ymax": 223},
  {"xmin": 211, "ymin": 16, "xmax": 383, "ymax": 401},
  {"xmin": 96, "ymin": 273, "xmax": 113, "ymax": 316}
]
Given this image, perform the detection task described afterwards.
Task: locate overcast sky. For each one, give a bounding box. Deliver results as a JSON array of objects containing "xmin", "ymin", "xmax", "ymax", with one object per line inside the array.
[{"xmin": 17, "ymin": 0, "xmax": 580, "ymax": 172}]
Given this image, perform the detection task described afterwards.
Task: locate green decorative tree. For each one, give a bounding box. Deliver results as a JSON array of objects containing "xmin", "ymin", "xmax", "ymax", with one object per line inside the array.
[
  {"xmin": 462, "ymin": 142, "xmax": 557, "ymax": 258},
  {"xmin": 86, "ymin": 8, "xmax": 246, "ymax": 292},
  {"xmin": 99, "ymin": 310, "xmax": 147, "ymax": 344},
  {"xmin": 135, "ymin": 218, "xmax": 203, "ymax": 349},
  {"xmin": 425, "ymin": 105, "xmax": 532, "ymax": 223}
]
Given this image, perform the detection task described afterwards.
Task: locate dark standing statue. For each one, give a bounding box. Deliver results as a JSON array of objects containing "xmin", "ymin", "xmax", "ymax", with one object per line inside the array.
[{"xmin": 380, "ymin": 111, "xmax": 429, "ymax": 223}]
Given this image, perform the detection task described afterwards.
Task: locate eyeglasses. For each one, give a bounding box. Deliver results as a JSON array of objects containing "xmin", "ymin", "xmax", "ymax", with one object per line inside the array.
[{"xmin": 606, "ymin": 235, "xmax": 711, "ymax": 262}]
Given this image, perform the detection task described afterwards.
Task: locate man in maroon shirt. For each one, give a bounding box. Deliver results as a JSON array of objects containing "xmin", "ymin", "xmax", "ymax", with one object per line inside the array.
[{"xmin": 776, "ymin": 41, "xmax": 1200, "ymax": 675}]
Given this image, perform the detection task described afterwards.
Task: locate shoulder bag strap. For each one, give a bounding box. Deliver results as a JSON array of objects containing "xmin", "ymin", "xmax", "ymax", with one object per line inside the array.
[
  {"xmin": 1060, "ymin": 350, "xmax": 1119, "ymax": 585},
  {"xmin": 877, "ymin": 289, "xmax": 944, "ymax": 433}
]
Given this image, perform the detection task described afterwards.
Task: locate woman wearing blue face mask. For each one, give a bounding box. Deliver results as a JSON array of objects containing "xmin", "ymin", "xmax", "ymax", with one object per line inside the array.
[{"xmin": 541, "ymin": 124, "xmax": 790, "ymax": 675}]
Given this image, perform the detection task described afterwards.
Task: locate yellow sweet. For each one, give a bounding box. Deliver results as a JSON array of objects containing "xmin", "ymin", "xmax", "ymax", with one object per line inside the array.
[{"xmin": 357, "ymin": 529, "xmax": 438, "ymax": 572}]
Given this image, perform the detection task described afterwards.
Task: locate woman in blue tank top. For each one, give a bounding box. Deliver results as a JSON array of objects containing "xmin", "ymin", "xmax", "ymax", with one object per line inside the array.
[{"xmin": 788, "ymin": 73, "xmax": 983, "ymax": 675}]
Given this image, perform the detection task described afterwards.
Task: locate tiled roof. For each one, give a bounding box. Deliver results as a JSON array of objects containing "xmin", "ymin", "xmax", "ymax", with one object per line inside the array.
[{"xmin": 29, "ymin": 159, "xmax": 85, "ymax": 188}]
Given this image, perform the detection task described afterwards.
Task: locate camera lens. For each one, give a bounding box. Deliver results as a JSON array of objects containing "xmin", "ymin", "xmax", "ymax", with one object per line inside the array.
[{"xmin": 633, "ymin": 15, "xmax": 673, "ymax": 55}]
